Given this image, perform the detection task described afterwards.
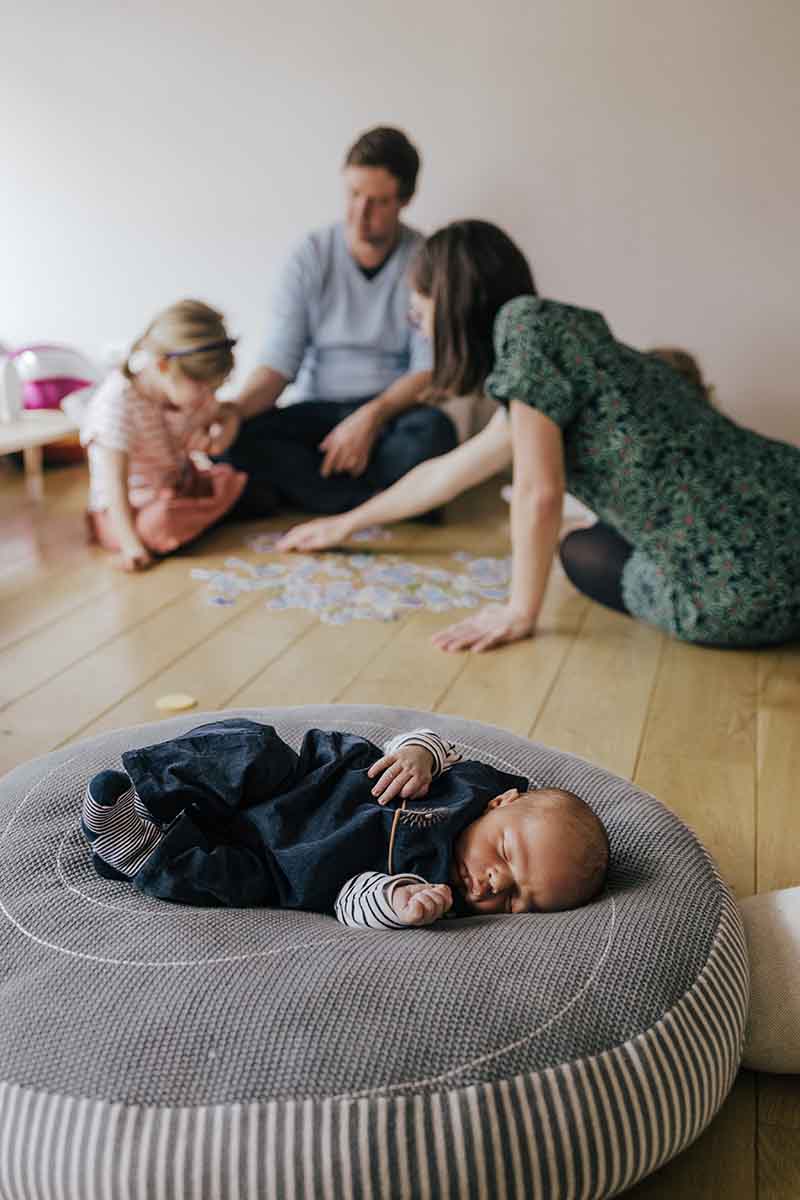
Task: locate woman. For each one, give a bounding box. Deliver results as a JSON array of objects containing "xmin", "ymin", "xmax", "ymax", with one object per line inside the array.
[{"xmin": 278, "ymin": 221, "xmax": 800, "ymax": 653}]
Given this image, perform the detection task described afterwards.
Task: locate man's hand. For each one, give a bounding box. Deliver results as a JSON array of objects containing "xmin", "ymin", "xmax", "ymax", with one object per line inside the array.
[
  {"xmin": 390, "ymin": 882, "xmax": 453, "ymax": 926},
  {"xmin": 368, "ymin": 744, "xmax": 435, "ymax": 803},
  {"xmin": 319, "ymin": 405, "xmax": 380, "ymax": 478}
]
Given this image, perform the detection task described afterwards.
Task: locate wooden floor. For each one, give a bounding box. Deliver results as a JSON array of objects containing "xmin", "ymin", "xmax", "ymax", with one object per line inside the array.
[{"xmin": 2, "ymin": 458, "xmax": 799, "ymax": 1198}]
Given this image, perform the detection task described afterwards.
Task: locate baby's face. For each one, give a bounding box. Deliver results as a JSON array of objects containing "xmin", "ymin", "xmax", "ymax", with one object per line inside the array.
[{"xmin": 449, "ymin": 790, "xmax": 595, "ymax": 915}]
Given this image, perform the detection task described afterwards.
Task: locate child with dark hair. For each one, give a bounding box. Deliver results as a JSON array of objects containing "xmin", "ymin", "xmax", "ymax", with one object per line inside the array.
[{"xmin": 81, "ymin": 720, "xmax": 609, "ymax": 930}]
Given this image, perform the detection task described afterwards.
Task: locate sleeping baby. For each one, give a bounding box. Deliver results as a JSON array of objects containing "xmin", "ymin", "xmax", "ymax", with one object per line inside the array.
[{"xmin": 81, "ymin": 719, "xmax": 609, "ymax": 929}]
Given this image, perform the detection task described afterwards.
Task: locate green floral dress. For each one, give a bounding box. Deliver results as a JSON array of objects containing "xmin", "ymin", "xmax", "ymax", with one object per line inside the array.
[{"xmin": 485, "ymin": 295, "xmax": 800, "ymax": 645}]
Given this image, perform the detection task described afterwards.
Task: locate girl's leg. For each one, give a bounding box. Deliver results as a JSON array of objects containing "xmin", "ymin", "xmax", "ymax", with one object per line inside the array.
[
  {"xmin": 87, "ymin": 464, "xmax": 248, "ymax": 555},
  {"xmin": 135, "ymin": 464, "xmax": 247, "ymax": 553},
  {"xmin": 559, "ymin": 523, "xmax": 633, "ymax": 614}
]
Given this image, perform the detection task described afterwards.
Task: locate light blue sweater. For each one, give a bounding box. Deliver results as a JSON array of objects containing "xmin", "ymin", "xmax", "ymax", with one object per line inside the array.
[{"xmin": 259, "ymin": 222, "xmax": 433, "ymax": 402}]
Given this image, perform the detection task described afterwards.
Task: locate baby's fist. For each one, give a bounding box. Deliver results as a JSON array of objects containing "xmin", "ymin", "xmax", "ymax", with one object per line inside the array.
[{"xmin": 390, "ymin": 882, "xmax": 452, "ymax": 927}]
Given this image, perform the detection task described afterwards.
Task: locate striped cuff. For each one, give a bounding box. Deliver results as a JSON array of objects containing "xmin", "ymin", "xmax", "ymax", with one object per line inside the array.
[
  {"xmin": 383, "ymin": 729, "xmax": 463, "ymax": 777},
  {"xmin": 334, "ymin": 872, "xmax": 427, "ymax": 929}
]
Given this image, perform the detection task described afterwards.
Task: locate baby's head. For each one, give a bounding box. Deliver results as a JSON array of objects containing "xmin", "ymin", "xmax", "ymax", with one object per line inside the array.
[{"xmin": 450, "ymin": 787, "xmax": 609, "ymax": 915}]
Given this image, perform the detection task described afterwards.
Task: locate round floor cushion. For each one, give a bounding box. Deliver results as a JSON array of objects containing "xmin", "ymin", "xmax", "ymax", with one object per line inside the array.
[{"xmin": 0, "ymin": 705, "xmax": 748, "ymax": 1200}]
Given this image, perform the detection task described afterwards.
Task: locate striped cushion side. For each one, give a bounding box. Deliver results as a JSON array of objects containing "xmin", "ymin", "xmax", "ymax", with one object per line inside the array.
[{"xmin": 0, "ymin": 876, "xmax": 747, "ymax": 1200}]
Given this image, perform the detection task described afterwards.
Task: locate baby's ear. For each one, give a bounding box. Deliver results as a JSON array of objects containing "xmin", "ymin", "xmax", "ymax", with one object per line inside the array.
[{"xmin": 486, "ymin": 788, "xmax": 520, "ymax": 811}]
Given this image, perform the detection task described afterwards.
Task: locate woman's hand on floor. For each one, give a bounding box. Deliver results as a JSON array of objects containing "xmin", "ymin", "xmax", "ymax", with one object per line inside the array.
[
  {"xmin": 431, "ymin": 603, "xmax": 535, "ymax": 653},
  {"xmin": 390, "ymin": 882, "xmax": 453, "ymax": 926},
  {"xmin": 276, "ymin": 514, "xmax": 354, "ymax": 552}
]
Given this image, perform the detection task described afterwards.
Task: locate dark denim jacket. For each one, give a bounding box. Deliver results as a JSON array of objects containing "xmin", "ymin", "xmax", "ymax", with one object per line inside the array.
[{"xmin": 121, "ymin": 719, "xmax": 528, "ymax": 914}]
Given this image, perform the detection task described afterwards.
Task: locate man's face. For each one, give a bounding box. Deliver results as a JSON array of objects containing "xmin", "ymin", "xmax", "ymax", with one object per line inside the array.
[
  {"xmin": 449, "ymin": 791, "xmax": 589, "ymax": 915},
  {"xmin": 344, "ymin": 165, "xmax": 407, "ymax": 255}
]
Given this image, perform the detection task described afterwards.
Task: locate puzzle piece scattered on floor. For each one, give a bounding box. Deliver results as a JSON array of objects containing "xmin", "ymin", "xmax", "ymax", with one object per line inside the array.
[{"xmin": 191, "ymin": 533, "xmax": 511, "ymax": 625}]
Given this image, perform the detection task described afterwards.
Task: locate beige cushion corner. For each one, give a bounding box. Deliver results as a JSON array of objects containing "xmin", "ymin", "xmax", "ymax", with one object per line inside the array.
[{"xmin": 739, "ymin": 886, "xmax": 800, "ymax": 1073}]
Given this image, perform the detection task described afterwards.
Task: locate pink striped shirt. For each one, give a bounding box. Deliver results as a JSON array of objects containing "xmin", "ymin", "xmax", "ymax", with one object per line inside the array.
[{"xmin": 81, "ymin": 371, "xmax": 216, "ymax": 510}]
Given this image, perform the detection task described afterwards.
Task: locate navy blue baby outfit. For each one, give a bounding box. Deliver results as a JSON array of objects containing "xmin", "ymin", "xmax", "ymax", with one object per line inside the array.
[{"xmin": 83, "ymin": 719, "xmax": 528, "ymax": 916}]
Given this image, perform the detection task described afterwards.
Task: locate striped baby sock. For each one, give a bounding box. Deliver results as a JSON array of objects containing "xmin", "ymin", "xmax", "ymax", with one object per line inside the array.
[{"xmin": 82, "ymin": 769, "xmax": 165, "ymax": 879}]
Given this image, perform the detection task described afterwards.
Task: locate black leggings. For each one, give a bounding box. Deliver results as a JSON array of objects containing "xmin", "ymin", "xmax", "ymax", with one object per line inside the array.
[
  {"xmin": 560, "ymin": 522, "xmax": 797, "ymax": 648},
  {"xmin": 559, "ymin": 523, "xmax": 634, "ymax": 615}
]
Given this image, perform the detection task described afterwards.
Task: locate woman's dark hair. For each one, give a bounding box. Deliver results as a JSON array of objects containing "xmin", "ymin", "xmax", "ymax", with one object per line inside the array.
[
  {"xmin": 410, "ymin": 220, "xmax": 536, "ymax": 395},
  {"xmin": 344, "ymin": 127, "xmax": 420, "ymax": 201}
]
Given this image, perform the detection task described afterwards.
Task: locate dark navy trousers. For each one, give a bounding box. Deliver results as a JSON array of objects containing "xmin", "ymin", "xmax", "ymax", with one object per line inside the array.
[{"xmin": 221, "ymin": 399, "xmax": 457, "ymax": 515}]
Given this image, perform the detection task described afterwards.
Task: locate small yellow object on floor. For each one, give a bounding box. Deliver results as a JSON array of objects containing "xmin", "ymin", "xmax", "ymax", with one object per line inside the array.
[{"xmin": 156, "ymin": 693, "xmax": 198, "ymax": 714}]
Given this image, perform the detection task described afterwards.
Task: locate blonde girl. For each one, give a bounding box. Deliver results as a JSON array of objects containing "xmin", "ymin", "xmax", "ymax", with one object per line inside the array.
[{"xmin": 82, "ymin": 300, "xmax": 249, "ymax": 570}]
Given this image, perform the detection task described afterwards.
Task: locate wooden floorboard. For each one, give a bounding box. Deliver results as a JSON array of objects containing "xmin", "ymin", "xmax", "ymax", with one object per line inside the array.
[{"xmin": 1, "ymin": 459, "xmax": 797, "ymax": 1196}]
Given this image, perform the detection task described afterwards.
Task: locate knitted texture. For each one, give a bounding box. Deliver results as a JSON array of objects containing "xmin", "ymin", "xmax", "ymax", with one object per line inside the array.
[{"xmin": 0, "ymin": 706, "xmax": 748, "ymax": 1199}]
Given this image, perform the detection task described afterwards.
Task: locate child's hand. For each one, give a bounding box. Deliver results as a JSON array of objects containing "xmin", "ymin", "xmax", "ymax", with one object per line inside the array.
[
  {"xmin": 207, "ymin": 406, "xmax": 243, "ymax": 456},
  {"xmin": 185, "ymin": 405, "xmax": 241, "ymax": 456},
  {"xmin": 390, "ymin": 882, "xmax": 453, "ymax": 926},
  {"xmin": 114, "ymin": 545, "xmax": 154, "ymax": 572},
  {"xmin": 368, "ymin": 745, "xmax": 435, "ymax": 803}
]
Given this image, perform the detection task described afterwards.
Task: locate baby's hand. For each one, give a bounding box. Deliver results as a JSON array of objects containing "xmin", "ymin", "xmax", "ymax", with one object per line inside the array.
[
  {"xmin": 390, "ymin": 882, "xmax": 452, "ymax": 926},
  {"xmin": 368, "ymin": 745, "xmax": 434, "ymax": 803}
]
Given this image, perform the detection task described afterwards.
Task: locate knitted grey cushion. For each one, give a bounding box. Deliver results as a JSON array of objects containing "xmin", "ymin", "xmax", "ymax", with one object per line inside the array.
[{"xmin": 0, "ymin": 705, "xmax": 748, "ymax": 1199}]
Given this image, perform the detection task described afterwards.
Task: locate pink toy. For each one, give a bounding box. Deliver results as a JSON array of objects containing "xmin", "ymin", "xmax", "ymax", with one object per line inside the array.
[
  {"xmin": 2, "ymin": 343, "xmax": 100, "ymax": 463},
  {"xmin": 10, "ymin": 344, "xmax": 97, "ymax": 410}
]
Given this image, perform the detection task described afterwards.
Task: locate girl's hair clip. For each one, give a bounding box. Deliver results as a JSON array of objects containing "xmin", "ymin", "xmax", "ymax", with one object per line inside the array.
[
  {"xmin": 164, "ymin": 338, "xmax": 238, "ymax": 360},
  {"xmin": 127, "ymin": 348, "xmax": 153, "ymax": 374}
]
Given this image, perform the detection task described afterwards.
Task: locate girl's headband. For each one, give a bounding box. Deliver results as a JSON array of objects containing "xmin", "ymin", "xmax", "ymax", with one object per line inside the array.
[
  {"xmin": 128, "ymin": 338, "xmax": 237, "ymax": 374},
  {"xmin": 164, "ymin": 338, "xmax": 238, "ymax": 359}
]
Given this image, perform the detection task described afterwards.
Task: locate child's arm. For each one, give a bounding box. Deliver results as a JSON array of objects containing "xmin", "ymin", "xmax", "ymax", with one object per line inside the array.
[
  {"xmin": 368, "ymin": 730, "xmax": 463, "ymax": 805},
  {"xmin": 334, "ymin": 872, "xmax": 453, "ymax": 929},
  {"xmin": 96, "ymin": 445, "xmax": 154, "ymax": 571},
  {"xmin": 384, "ymin": 730, "xmax": 463, "ymax": 776}
]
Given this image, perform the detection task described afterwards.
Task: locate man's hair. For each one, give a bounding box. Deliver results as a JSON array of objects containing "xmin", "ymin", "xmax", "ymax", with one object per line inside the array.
[
  {"xmin": 410, "ymin": 220, "xmax": 536, "ymax": 396},
  {"xmin": 344, "ymin": 126, "xmax": 420, "ymax": 201}
]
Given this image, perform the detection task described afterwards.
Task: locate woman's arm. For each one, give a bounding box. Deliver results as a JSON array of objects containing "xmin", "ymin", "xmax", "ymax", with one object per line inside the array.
[
  {"xmin": 97, "ymin": 446, "xmax": 154, "ymax": 571},
  {"xmin": 276, "ymin": 408, "xmax": 512, "ymax": 551},
  {"xmin": 507, "ymin": 400, "xmax": 565, "ymax": 623},
  {"xmin": 431, "ymin": 401, "xmax": 565, "ymax": 653}
]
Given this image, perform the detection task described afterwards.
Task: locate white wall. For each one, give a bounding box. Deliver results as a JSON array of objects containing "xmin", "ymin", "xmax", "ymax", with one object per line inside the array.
[{"xmin": 2, "ymin": 0, "xmax": 798, "ymax": 439}]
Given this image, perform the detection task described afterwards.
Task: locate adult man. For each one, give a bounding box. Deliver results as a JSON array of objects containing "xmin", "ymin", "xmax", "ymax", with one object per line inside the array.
[{"xmin": 210, "ymin": 127, "xmax": 457, "ymax": 514}]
